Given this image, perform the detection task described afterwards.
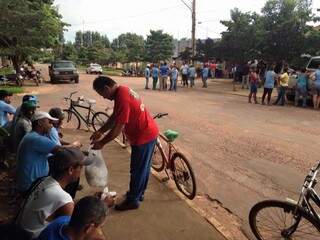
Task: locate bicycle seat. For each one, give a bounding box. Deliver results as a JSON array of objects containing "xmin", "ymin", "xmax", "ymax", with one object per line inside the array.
[
  {"xmin": 163, "ymin": 129, "xmax": 179, "ymax": 142},
  {"xmin": 86, "ymin": 99, "xmax": 96, "ymax": 105}
]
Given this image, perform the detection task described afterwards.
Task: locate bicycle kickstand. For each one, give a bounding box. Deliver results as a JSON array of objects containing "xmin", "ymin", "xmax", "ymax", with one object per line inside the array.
[{"xmin": 161, "ymin": 168, "xmax": 170, "ymax": 183}]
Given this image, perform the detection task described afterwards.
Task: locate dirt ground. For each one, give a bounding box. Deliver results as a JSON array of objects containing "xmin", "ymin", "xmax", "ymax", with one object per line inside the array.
[{"xmin": 15, "ymin": 67, "xmax": 320, "ymax": 239}]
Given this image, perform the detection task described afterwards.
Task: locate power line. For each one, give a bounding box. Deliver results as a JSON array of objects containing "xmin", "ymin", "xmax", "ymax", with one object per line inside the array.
[{"xmin": 179, "ymin": 0, "xmax": 192, "ymax": 11}]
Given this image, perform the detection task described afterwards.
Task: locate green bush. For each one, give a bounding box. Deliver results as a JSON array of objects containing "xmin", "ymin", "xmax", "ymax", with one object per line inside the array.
[{"xmin": 0, "ymin": 66, "xmax": 14, "ymax": 75}]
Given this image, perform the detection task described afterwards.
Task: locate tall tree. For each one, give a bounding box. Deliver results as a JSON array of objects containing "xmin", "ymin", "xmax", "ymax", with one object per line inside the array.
[
  {"xmin": 111, "ymin": 33, "xmax": 145, "ymax": 64},
  {"xmin": 260, "ymin": 0, "xmax": 316, "ymax": 63},
  {"xmin": 0, "ymin": 0, "xmax": 66, "ymax": 70},
  {"xmin": 145, "ymin": 30, "xmax": 174, "ymax": 63}
]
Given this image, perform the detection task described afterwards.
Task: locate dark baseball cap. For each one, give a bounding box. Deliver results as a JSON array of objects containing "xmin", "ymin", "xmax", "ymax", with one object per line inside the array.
[
  {"xmin": 50, "ymin": 147, "xmax": 93, "ymax": 173},
  {"xmin": 49, "ymin": 107, "xmax": 65, "ymax": 121}
]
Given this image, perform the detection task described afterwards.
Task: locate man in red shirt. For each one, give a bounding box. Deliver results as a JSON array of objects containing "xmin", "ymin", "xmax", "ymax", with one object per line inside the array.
[{"xmin": 91, "ymin": 76, "xmax": 159, "ymax": 211}]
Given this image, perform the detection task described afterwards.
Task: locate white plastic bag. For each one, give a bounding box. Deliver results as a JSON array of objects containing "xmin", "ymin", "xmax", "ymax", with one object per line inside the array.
[{"xmin": 85, "ymin": 149, "xmax": 108, "ymax": 187}]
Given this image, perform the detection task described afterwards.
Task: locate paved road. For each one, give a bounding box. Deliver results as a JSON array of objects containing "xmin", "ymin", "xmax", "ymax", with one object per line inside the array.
[{"xmin": 22, "ymin": 70, "xmax": 320, "ymax": 238}]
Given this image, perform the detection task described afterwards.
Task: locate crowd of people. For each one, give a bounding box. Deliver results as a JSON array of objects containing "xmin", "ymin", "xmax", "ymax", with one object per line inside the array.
[
  {"xmin": 144, "ymin": 61, "xmax": 224, "ymax": 91},
  {"xmin": 0, "ymin": 90, "xmax": 110, "ymax": 239},
  {"xmin": 238, "ymin": 61, "xmax": 320, "ymax": 108},
  {"xmin": 0, "ymin": 74, "xmax": 160, "ymax": 239}
]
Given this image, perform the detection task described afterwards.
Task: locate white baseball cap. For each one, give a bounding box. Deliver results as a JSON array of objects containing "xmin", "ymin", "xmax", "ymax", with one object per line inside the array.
[{"xmin": 31, "ymin": 111, "xmax": 59, "ymax": 122}]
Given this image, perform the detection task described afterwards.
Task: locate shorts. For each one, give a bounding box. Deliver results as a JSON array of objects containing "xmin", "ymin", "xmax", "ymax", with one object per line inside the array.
[
  {"xmin": 311, "ymin": 83, "xmax": 320, "ymax": 96},
  {"xmin": 250, "ymin": 84, "xmax": 257, "ymax": 93}
]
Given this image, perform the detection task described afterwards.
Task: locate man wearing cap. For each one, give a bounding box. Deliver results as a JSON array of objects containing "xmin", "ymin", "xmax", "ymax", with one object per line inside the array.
[
  {"xmin": 16, "ymin": 111, "xmax": 62, "ymax": 193},
  {"xmin": 12, "ymin": 94, "xmax": 38, "ymax": 126},
  {"xmin": 17, "ymin": 147, "xmax": 92, "ymax": 239},
  {"xmin": 91, "ymin": 76, "xmax": 159, "ymax": 211},
  {"xmin": 0, "ymin": 89, "xmax": 16, "ymax": 127},
  {"xmin": 12, "ymin": 100, "xmax": 37, "ymax": 152}
]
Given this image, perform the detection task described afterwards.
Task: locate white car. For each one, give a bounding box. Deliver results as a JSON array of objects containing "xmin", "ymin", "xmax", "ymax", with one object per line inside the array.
[{"xmin": 86, "ymin": 63, "xmax": 103, "ymax": 74}]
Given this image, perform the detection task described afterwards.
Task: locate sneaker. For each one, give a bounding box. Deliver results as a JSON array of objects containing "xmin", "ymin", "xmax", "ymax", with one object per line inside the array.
[{"xmin": 115, "ymin": 199, "xmax": 139, "ymax": 211}]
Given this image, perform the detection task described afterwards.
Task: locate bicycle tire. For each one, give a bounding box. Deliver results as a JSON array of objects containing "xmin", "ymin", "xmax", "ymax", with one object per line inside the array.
[
  {"xmin": 92, "ymin": 111, "xmax": 110, "ymax": 132},
  {"xmin": 62, "ymin": 109, "xmax": 81, "ymax": 130},
  {"xmin": 151, "ymin": 143, "xmax": 165, "ymax": 172},
  {"xmin": 249, "ymin": 200, "xmax": 320, "ymax": 240},
  {"xmin": 172, "ymin": 152, "xmax": 197, "ymax": 199}
]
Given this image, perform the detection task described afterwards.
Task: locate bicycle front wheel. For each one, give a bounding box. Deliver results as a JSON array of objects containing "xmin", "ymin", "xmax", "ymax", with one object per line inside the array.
[
  {"xmin": 92, "ymin": 112, "xmax": 110, "ymax": 131},
  {"xmin": 63, "ymin": 110, "xmax": 80, "ymax": 129},
  {"xmin": 151, "ymin": 143, "xmax": 165, "ymax": 172},
  {"xmin": 172, "ymin": 152, "xmax": 197, "ymax": 199},
  {"xmin": 249, "ymin": 200, "xmax": 320, "ymax": 240}
]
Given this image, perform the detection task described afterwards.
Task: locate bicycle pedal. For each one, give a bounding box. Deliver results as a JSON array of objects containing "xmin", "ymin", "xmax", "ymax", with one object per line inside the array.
[{"xmin": 161, "ymin": 177, "xmax": 169, "ymax": 182}]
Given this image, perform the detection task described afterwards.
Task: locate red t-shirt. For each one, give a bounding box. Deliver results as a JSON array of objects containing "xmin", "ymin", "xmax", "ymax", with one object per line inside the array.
[{"xmin": 113, "ymin": 86, "xmax": 159, "ymax": 146}]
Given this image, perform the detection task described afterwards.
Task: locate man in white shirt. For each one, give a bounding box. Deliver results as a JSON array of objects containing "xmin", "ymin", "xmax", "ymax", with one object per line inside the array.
[{"xmin": 17, "ymin": 147, "xmax": 92, "ymax": 239}]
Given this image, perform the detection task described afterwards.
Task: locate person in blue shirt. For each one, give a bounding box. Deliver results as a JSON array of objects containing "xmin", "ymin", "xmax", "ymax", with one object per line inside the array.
[
  {"xmin": 144, "ymin": 65, "xmax": 150, "ymax": 90},
  {"xmin": 0, "ymin": 90, "xmax": 16, "ymax": 127},
  {"xmin": 295, "ymin": 68, "xmax": 308, "ymax": 107},
  {"xmin": 152, "ymin": 64, "xmax": 159, "ymax": 90},
  {"xmin": 159, "ymin": 62, "xmax": 169, "ymax": 91},
  {"xmin": 201, "ymin": 64, "xmax": 209, "ymax": 88},
  {"xmin": 37, "ymin": 196, "xmax": 108, "ymax": 240},
  {"xmin": 188, "ymin": 65, "xmax": 196, "ymax": 88},
  {"xmin": 262, "ymin": 65, "xmax": 277, "ymax": 105},
  {"xmin": 312, "ymin": 64, "xmax": 320, "ymax": 109},
  {"xmin": 169, "ymin": 65, "xmax": 179, "ymax": 91},
  {"xmin": 16, "ymin": 111, "xmax": 62, "ymax": 194}
]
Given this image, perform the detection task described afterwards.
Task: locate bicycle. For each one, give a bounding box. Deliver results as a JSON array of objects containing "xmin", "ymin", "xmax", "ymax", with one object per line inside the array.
[
  {"xmin": 151, "ymin": 113, "xmax": 197, "ymax": 200},
  {"xmin": 249, "ymin": 161, "xmax": 320, "ymax": 239},
  {"xmin": 63, "ymin": 91, "xmax": 109, "ymax": 131}
]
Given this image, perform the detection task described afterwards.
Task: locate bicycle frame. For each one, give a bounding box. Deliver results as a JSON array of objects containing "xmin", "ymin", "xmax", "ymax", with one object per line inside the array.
[
  {"xmin": 156, "ymin": 133, "xmax": 178, "ymax": 171},
  {"xmin": 285, "ymin": 161, "xmax": 320, "ymax": 236}
]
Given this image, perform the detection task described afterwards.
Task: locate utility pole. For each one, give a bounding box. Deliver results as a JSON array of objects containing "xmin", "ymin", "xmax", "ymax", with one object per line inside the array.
[{"xmin": 191, "ymin": 0, "xmax": 196, "ymax": 64}]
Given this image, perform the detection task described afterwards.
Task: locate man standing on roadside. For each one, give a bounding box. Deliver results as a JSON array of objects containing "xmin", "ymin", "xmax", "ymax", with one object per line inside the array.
[
  {"xmin": 159, "ymin": 62, "xmax": 169, "ymax": 91},
  {"xmin": 91, "ymin": 76, "xmax": 159, "ymax": 211},
  {"xmin": 152, "ymin": 64, "xmax": 159, "ymax": 90},
  {"xmin": 144, "ymin": 64, "xmax": 150, "ymax": 89}
]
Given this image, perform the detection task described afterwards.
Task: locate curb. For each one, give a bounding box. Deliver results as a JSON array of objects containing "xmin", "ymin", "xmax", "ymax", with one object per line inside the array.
[{"xmin": 119, "ymin": 141, "xmax": 232, "ymax": 240}]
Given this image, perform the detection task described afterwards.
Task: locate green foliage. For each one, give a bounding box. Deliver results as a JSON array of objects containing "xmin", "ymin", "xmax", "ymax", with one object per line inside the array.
[
  {"xmin": 145, "ymin": 30, "xmax": 174, "ymax": 63},
  {"xmin": 111, "ymin": 33, "xmax": 145, "ymax": 63},
  {"xmin": 179, "ymin": 47, "xmax": 192, "ymax": 62},
  {"xmin": 0, "ymin": 0, "xmax": 66, "ymax": 70},
  {"xmin": 207, "ymin": 0, "xmax": 319, "ymax": 66}
]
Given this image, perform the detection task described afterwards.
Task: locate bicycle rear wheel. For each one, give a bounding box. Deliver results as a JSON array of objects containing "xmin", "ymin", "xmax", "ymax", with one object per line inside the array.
[
  {"xmin": 63, "ymin": 110, "xmax": 80, "ymax": 129},
  {"xmin": 172, "ymin": 152, "xmax": 196, "ymax": 199},
  {"xmin": 92, "ymin": 112, "xmax": 110, "ymax": 131},
  {"xmin": 249, "ymin": 200, "xmax": 320, "ymax": 240},
  {"xmin": 151, "ymin": 143, "xmax": 165, "ymax": 172}
]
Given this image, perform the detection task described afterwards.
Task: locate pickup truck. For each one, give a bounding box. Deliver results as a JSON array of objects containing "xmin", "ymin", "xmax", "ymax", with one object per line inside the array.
[{"xmin": 49, "ymin": 60, "xmax": 79, "ymax": 84}]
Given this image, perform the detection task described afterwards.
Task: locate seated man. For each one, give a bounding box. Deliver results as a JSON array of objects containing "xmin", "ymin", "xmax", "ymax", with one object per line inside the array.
[
  {"xmin": 37, "ymin": 196, "xmax": 108, "ymax": 240},
  {"xmin": 17, "ymin": 147, "xmax": 92, "ymax": 239},
  {"xmin": 16, "ymin": 111, "xmax": 61, "ymax": 194},
  {"xmin": 12, "ymin": 94, "xmax": 38, "ymax": 126},
  {"xmin": 0, "ymin": 90, "xmax": 15, "ymax": 128},
  {"xmin": 12, "ymin": 100, "xmax": 36, "ymax": 152}
]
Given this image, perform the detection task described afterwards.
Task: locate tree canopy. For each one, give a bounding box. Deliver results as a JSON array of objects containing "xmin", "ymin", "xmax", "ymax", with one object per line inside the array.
[{"xmin": 0, "ymin": 0, "xmax": 66, "ymax": 69}]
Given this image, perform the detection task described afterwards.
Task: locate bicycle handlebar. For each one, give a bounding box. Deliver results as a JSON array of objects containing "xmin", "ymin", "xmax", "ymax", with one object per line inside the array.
[
  {"xmin": 153, "ymin": 113, "xmax": 168, "ymax": 119},
  {"xmin": 64, "ymin": 91, "xmax": 78, "ymax": 101}
]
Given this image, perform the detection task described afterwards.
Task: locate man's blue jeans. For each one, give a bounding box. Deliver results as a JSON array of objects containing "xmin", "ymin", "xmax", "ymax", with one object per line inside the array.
[{"xmin": 127, "ymin": 138, "xmax": 157, "ymax": 205}]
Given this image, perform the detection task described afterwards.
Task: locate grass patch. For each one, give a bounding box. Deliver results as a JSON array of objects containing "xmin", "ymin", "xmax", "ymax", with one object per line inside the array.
[
  {"xmin": 0, "ymin": 66, "xmax": 14, "ymax": 76},
  {"xmin": 0, "ymin": 86, "xmax": 24, "ymax": 94}
]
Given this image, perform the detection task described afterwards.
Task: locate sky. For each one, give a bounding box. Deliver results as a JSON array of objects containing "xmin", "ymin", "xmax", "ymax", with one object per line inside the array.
[{"xmin": 54, "ymin": 0, "xmax": 318, "ymax": 42}]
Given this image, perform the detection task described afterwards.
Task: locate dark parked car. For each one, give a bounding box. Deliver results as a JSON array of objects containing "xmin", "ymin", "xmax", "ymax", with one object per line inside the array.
[{"xmin": 49, "ymin": 60, "xmax": 79, "ymax": 84}]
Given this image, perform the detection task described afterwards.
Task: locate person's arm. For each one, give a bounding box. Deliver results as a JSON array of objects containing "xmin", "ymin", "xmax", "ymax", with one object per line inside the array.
[
  {"xmin": 90, "ymin": 113, "xmax": 115, "ymax": 142},
  {"xmin": 4, "ymin": 104, "xmax": 16, "ymax": 115},
  {"xmin": 92, "ymin": 122, "xmax": 124, "ymax": 150},
  {"xmin": 46, "ymin": 202, "xmax": 74, "ymax": 222}
]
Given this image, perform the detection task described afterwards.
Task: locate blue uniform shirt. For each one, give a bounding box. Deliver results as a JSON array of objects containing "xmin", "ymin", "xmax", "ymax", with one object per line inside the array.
[
  {"xmin": 160, "ymin": 65, "xmax": 169, "ymax": 76},
  {"xmin": 37, "ymin": 216, "xmax": 71, "ymax": 240},
  {"xmin": 0, "ymin": 100, "xmax": 16, "ymax": 126},
  {"xmin": 16, "ymin": 131, "xmax": 57, "ymax": 191},
  {"xmin": 48, "ymin": 127, "xmax": 61, "ymax": 146},
  {"xmin": 202, "ymin": 67, "xmax": 209, "ymax": 78},
  {"xmin": 152, "ymin": 67, "xmax": 159, "ymax": 78},
  {"xmin": 145, "ymin": 68, "xmax": 150, "ymax": 78},
  {"xmin": 264, "ymin": 70, "xmax": 276, "ymax": 88}
]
